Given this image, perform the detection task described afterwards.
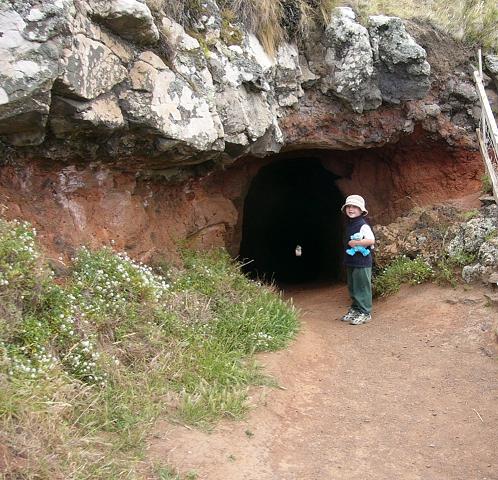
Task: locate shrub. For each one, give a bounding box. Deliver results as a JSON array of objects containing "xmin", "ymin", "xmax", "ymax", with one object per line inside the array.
[
  {"xmin": 373, "ymin": 255, "xmax": 434, "ymax": 297},
  {"xmin": 482, "ymin": 174, "xmax": 493, "ymax": 194}
]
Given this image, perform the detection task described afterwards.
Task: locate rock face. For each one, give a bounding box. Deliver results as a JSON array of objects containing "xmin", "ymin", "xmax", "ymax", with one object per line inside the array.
[
  {"xmin": 318, "ymin": 9, "xmax": 431, "ymax": 113},
  {"xmin": 448, "ymin": 205, "xmax": 498, "ymax": 284},
  {"xmin": 0, "ymin": 2, "xmax": 434, "ymax": 157},
  {"xmin": 368, "ymin": 15, "xmax": 430, "ymax": 104},
  {"xmin": 321, "ymin": 7, "xmax": 381, "ymax": 113},
  {"xmin": 373, "ymin": 204, "xmax": 498, "ymax": 286},
  {"xmin": 0, "ymin": 1, "xmax": 491, "ymax": 264},
  {"xmin": 0, "ymin": 1, "xmax": 73, "ymax": 145}
]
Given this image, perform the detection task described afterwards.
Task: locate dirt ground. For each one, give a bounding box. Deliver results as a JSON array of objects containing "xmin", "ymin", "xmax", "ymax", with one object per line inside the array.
[{"xmin": 148, "ymin": 283, "xmax": 498, "ymax": 480}]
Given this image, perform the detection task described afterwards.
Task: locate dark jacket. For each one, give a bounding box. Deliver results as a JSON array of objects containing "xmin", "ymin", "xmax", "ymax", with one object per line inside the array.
[{"xmin": 344, "ymin": 216, "xmax": 373, "ymax": 268}]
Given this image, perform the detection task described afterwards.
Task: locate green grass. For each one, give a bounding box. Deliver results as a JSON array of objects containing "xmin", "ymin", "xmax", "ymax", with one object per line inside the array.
[
  {"xmin": 461, "ymin": 209, "xmax": 479, "ymax": 221},
  {"xmin": 156, "ymin": 466, "xmax": 198, "ymax": 480},
  {"xmin": 482, "ymin": 174, "xmax": 493, "ymax": 194},
  {"xmin": 0, "ymin": 218, "xmax": 299, "ymax": 479},
  {"xmin": 373, "ymin": 246, "xmax": 480, "ymax": 295},
  {"xmin": 373, "ymin": 255, "xmax": 434, "ymax": 297}
]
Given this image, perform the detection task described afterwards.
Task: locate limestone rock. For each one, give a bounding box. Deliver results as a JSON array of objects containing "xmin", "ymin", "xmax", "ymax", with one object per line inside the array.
[
  {"xmin": 0, "ymin": 2, "xmax": 72, "ymax": 145},
  {"xmin": 206, "ymin": 31, "xmax": 286, "ymax": 153},
  {"xmin": 50, "ymin": 93, "xmax": 125, "ymax": 137},
  {"xmin": 448, "ymin": 205, "xmax": 498, "ymax": 284},
  {"xmin": 321, "ymin": 7, "xmax": 382, "ymax": 113},
  {"xmin": 462, "ymin": 263, "xmax": 485, "ymax": 283},
  {"xmin": 373, "ymin": 205, "xmax": 463, "ymax": 268},
  {"xmin": 485, "ymin": 54, "xmax": 498, "ymax": 88},
  {"xmin": 90, "ymin": 0, "xmax": 159, "ymax": 45},
  {"xmin": 462, "ymin": 263, "xmax": 497, "ymax": 285},
  {"xmin": 208, "ymin": 35, "xmax": 270, "ymax": 92},
  {"xmin": 368, "ymin": 15, "xmax": 430, "ymax": 104},
  {"xmin": 447, "ymin": 215, "xmax": 498, "ymax": 256},
  {"xmin": 55, "ymin": 34, "xmax": 127, "ymax": 100},
  {"xmin": 478, "ymin": 237, "xmax": 498, "ymax": 267},
  {"xmin": 299, "ymin": 55, "xmax": 319, "ymax": 87},
  {"xmin": 119, "ymin": 52, "xmax": 224, "ymax": 151},
  {"xmin": 186, "ymin": 0, "xmax": 222, "ymax": 44},
  {"xmin": 248, "ymin": 119, "xmax": 284, "ymax": 157},
  {"xmin": 0, "ymin": 0, "xmax": 477, "ymax": 167},
  {"xmin": 160, "ymin": 18, "xmax": 215, "ymax": 97},
  {"xmin": 215, "ymin": 86, "xmax": 273, "ymax": 146},
  {"xmin": 448, "ymin": 80, "xmax": 478, "ymax": 104}
]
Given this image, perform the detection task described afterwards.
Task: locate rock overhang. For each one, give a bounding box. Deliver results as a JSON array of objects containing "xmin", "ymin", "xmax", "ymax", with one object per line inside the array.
[
  {"xmin": 0, "ymin": 0, "xmax": 493, "ymax": 264},
  {"xmin": 0, "ymin": 1, "xmax": 470, "ymax": 162}
]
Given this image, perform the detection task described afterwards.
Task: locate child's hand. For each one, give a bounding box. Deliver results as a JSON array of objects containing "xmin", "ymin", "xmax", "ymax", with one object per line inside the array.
[{"xmin": 348, "ymin": 240, "xmax": 359, "ymax": 247}]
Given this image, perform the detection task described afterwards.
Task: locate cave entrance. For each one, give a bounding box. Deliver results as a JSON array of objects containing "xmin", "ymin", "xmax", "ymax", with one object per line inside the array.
[{"xmin": 239, "ymin": 158, "xmax": 344, "ymax": 284}]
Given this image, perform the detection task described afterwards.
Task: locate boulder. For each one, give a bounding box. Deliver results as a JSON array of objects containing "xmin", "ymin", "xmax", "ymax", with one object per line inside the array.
[
  {"xmin": 55, "ymin": 34, "xmax": 127, "ymax": 100},
  {"xmin": 119, "ymin": 52, "xmax": 224, "ymax": 151},
  {"xmin": 90, "ymin": 0, "xmax": 159, "ymax": 45},
  {"xmin": 368, "ymin": 15, "xmax": 430, "ymax": 104},
  {"xmin": 0, "ymin": 3, "xmax": 72, "ymax": 145},
  {"xmin": 478, "ymin": 237, "xmax": 498, "ymax": 267},
  {"xmin": 321, "ymin": 7, "xmax": 382, "ymax": 113},
  {"xmin": 450, "ymin": 205, "xmax": 498, "ymax": 284},
  {"xmin": 447, "ymin": 215, "xmax": 498, "ymax": 256}
]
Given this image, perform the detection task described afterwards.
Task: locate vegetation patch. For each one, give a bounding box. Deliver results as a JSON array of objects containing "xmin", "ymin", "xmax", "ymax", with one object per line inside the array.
[
  {"xmin": 482, "ymin": 174, "xmax": 493, "ymax": 195},
  {"xmin": 352, "ymin": 0, "xmax": 498, "ymax": 52},
  {"xmin": 373, "ymin": 256, "xmax": 434, "ymax": 297},
  {"xmin": 0, "ymin": 218, "xmax": 299, "ymax": 478},
  {"xmin": 373, "ymin": 238, "xmax": 480, "ymax": 296},
  {"xmin": 147, "ymin": 0, "xmax": 497, "ymax": 54}
]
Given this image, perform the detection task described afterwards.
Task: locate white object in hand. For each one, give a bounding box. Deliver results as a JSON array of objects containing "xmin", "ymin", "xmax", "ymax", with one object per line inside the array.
[{"xmin": 295, "ymin": 245, "xmax": 302, "ymax": 257}]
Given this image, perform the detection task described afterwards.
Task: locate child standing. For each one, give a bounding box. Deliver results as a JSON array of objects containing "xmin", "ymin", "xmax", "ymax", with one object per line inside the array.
[{"xmin": 340, "ymin": 195, "xmax": 375, "ymax": 325}]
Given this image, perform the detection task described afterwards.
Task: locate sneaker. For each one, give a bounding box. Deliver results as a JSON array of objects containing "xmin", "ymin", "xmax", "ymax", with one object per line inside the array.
[
  {"xmin": 350, "ymin": 313, "xmax": 371, "ymax": 325},
  {"xmin": 340, "ymin": 308, "xmax": 359, "ymax": 322}
]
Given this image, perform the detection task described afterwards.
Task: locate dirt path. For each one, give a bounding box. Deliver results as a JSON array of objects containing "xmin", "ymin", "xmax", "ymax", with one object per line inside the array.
[{"xmin": 148, "ymin": 283, "xmax": 498, "ymax": 479}]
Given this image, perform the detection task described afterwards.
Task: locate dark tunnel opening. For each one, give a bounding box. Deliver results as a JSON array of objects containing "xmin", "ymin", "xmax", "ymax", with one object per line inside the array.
[{"xmin": 239, "ymin": 158, "xmax": 345, "ymax": 284}]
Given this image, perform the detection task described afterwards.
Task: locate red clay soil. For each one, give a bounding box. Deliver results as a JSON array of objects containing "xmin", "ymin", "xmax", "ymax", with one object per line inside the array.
[{"xmin": 148, "ymin": 283, "xmax": 498, "ymax": 480}]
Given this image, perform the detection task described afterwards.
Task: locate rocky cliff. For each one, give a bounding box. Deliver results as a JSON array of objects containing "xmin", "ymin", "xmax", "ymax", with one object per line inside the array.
[{"xmin": 0, "ymin": 0, "xmax": 495, "ymax": 270}]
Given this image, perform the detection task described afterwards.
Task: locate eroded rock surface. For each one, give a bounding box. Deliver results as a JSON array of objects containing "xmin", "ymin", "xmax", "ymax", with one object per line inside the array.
[
  {"xmin": 0, "ymin": 1, "xmax": 491, "ymax": 263},
  {"xmin": 0, "ymin": 1, "xmax": 438, "ymax": 159}
]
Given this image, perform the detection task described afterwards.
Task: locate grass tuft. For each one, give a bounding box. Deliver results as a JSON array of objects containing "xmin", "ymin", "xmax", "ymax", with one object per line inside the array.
[
  {"xmin": 482, "ymin": 174, "xmax": 493, "ymax": 194},
  {"xmin": 352, "ymin": 0, "xmax": 498, "ymax": 52},
  {"xmin": 373, "ymin": 255, "xmax": 434, "ymax": 297}
]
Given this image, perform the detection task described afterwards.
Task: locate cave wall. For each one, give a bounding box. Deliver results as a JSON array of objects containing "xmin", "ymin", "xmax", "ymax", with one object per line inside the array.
[
  {"xmin": 0, "ymin": 125, "xmax": 483, "ymax": 265},
  {"xmin": 0, "ymin": 1, "xmax": 493, "ymax": 264}
]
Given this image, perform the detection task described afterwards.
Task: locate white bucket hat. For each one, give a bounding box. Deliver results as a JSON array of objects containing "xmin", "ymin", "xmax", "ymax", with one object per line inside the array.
[{"xmin": 341, "ymin": 194, "xmax": 368, "ymax": 215}]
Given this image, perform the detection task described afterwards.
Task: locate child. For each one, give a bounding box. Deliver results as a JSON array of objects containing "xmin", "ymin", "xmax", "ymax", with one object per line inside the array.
[{"xmin": 340, "ymin": 195, "xmax": 375, "ymax": 325}]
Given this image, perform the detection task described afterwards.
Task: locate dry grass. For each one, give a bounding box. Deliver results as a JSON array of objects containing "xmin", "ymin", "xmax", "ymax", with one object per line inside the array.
[
  {"xmin": 146, "ymin": 0, "xmax": 497, "ymax": 53},
  {"xmin": 352, "ymin": 0, "xmax": 498, "ymax": 51},
  {"xmin": 146, "ymin": 0, "xmax": 340, "ymax": 54}
]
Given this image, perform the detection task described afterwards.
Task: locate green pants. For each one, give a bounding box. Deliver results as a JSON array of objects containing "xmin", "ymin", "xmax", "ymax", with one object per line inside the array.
[{"xmin": 347, "ymin": 267, "xmax": 372, "ymax": 314}]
